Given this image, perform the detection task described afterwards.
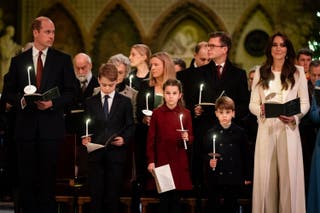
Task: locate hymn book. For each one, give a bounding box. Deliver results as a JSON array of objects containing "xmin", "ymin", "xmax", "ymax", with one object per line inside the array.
[
  {"xmin": 24, "ymin": 86, "xmax": 60, "ymax": 104},
  {"xmin": 264, "ymin": 97, "xmax": 301, "ymax": 118}
]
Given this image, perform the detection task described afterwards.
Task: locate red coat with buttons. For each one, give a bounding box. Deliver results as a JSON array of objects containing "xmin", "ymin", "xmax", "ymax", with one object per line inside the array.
[{"xmin": 146, "ymin": 104, "xmax": 194, "ymax": 190}]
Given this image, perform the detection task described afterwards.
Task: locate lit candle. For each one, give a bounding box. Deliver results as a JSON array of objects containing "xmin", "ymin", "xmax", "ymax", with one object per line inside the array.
[
  {"xmin": 27, "ymin": 66, "xmax": 32, "ymax": 85},
  {"xmin": 179, "ymin": 114, "xmax": 184, "ymax": 130},
  {"xmin": 146, "ymin": 93, "xmax": 150, "ymax": 111},
  {"xmin": 199, "ymin": 83, "xmax": 204, "ymax": 104},
  {"xmin": 85, "ymin": 118, "xmax": 91, "ymax": 136},
  {"xmin": 212, "ymin": 134, "xmax": 216, "ymax": 158},
  {"xmin": 129, "ymin": 75, "xmax": 133, "ymax": 88},
  {"xmin": 179, "ymin": 113, "xmax": 187, "ymax": 150}
]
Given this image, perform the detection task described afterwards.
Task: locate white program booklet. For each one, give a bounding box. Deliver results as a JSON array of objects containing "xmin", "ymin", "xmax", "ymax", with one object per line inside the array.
[
  {"xmin": 85, "ymin": 142, "xmax": 104, "ymax": 153},
  {"xmin": 153, "ymin": 164, "xmax": 176, "ymax": 193}
]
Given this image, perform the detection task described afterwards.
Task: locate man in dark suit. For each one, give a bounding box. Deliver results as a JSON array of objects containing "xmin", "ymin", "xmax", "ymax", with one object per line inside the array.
[
  {"xmin": 65, "ymin": 53, "xmax": 99, "ymax": 179},
  {"xmin": 73, "ymin": 52, "xmax": 99, "ymax": 107},
  {"xmin": 5, "ymin": 16, "xmax": 77, "ymax": 213},
  {"xmin": 177, "ymin": 32, "xmax": 250, "ymax": 208},
  {"xmin": 82, "ymin": 63, "xmax": 134, "ymax": 213}
]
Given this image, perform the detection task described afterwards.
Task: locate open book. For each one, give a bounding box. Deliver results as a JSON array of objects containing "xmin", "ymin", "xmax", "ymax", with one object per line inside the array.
[
  {"xmin": 265, "ymin": 97, "xmax": 301, "ymax": 118},
  {"xmin": 24, "ymin": 86, "xmax": 60, "ymax": 103},
  {"xmin": 85, "ymin": 143, "xmax": 104, "ymax": 153},
  {"xmin": 153, "ymin": 164, "xmax": 176, "ymax": 193},
  {"xmin": 84, "ymin": 132, "xmax": 117, "ymax": 153}
]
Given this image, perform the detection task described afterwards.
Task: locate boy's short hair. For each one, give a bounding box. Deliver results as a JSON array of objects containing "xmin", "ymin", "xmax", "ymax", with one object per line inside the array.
[
  {"xmin": 215, "ymin": 96, "xmax": 235, "ymax": 111},
  {"xmin": 98, "ymin": 63, "xmax": 118, "ymax": 81}
]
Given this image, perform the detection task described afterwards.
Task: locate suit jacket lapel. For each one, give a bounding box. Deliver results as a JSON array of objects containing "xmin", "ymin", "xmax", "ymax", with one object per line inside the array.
[
  {"xmin": 108, "ymin": 92, "xmax": 120, "ymax": 119},
  {"xmin": 93, "ymin": 93, "xmax": 106, "ymax": 119}
]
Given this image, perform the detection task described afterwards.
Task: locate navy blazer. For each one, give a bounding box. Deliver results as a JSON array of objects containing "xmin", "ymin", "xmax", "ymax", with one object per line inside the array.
[
  {"xmin": 6, "ymin": 48, "xmax": 77, "ymax": 140},
  {"xmin": 84, "ymin": 92, "xmax": 134, "ymax": 162}
]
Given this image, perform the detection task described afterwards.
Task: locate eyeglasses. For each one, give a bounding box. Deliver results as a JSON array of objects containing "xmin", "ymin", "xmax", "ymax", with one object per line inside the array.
[
  {"xmin": 272, "ymin": 43, "xmax": 286, "ymax": 48},
  {"xmin": 208, "ymin": 44, "xmax": 225, "ymax": 49}
]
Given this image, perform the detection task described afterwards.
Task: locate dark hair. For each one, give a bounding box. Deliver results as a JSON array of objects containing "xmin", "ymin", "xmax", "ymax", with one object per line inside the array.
[
  {"xmin": 297, "ymin": 48, "xmax": 313, "ymax": 60},
  {"xmin": 215, "ymin": 96, "xmax": 235, "ymax": 111},
  {"xmin": 258, "ymin": 32, "xmax": 296, "ymax": 90},
  {"xmin": 98, "ymin": 63, "xmax": 118, "ymax": 81},
  {"xmin": 208, "ymin": 31, "xmax": 232, "ymax": 53},
  {"xmin": 194, "ymin": 41, "xmax": 208, "ymax": 54},
  {"xmin": 173, "ymin": 58, "xmax": 186, "ymax": 70},
  {"xmin": 162, "ymin": 79, "xmax": 184, "ymax": 106},
  {"xmin": 310, "ymin": 60, "xmax": 320, "ymax": 69}
]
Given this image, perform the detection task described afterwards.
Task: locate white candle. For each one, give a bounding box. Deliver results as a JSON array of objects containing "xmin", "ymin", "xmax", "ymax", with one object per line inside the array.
[
  {"xmin": 218, "ymin": 90, "xmax": 225, "ymax": 99},
  {"xmin": 179, "ymin": 113, "xmax": 187, "ymax": 149},
  {"xmin": 146, "ymin": 93, "xmax": 150, "ymax": 111},
  {"xmin": 129, "ymin": 75, "xmax": 133, "ymax": 88},
  {"xmin": 85, "ymin": 119, "xmax": 91, "ymax": 136},
  {"xmin": 179, "ymin": 114, "xmax": 184, "ymax": 130},
  {"xmin": 27, "ymin": 66, "xmax": 32, "ymax": 85},
  {"xmin": 213, "ymin": 134, "xmax": 216, "ymax": 157},
  {"xmin": 199, "ymin": 83, "xmax": 204, "ymax": 104}
]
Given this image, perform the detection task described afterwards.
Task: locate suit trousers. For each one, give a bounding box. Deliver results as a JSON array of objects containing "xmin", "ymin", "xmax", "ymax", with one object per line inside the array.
[
  {"xmin": 88, "ymin": 149, "xmax": 126, "ymax": 213},
  {"xmin": 16, "ymin": 139, "xmax": 59, "ymax": 213}
]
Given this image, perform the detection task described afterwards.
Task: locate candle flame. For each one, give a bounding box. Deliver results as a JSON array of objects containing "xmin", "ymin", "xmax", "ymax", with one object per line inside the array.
[
  {"xmin": 86, "ymin": 118, "xmax": 91, "ymax": 124},
  {"xmin": 213, "ymin": 134, "xmax": 216, "ymax": 140},
  {"xmin": 200, "ymin": 83, "xmax": 204, "ymax": 91}
]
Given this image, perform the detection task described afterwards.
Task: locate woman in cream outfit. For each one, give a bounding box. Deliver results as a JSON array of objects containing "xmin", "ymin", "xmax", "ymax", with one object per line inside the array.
[{"xmin": 249, "ymin": 32, "xmax": 309, "ymax": 213}]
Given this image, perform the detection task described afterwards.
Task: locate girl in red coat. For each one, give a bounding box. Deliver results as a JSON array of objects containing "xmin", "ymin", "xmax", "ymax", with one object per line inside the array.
[{"xmin": 146, "ymin": 79, "xmax": 194, "ymax": 213}]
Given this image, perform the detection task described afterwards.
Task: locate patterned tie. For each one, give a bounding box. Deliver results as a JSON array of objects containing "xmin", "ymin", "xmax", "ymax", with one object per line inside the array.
[
  {"xmin": 80, "ymin": 79, "xmax": 87, "ymax": 93},
  {"xmin": 216, "ymin": 65, "xmax": 222, "ymax": 79},
  {"xmin": 103, "ymin": 95, "xmax": 110, "ymax": 118},
  {"xmin": 36, "ymin": 51, "xmax": 43, "ymax": 89}
]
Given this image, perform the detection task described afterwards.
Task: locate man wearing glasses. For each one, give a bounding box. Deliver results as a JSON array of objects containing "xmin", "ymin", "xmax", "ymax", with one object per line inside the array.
[{"xmin": 177, "ymin": 32, "xmax": 250, "ymax": 210}]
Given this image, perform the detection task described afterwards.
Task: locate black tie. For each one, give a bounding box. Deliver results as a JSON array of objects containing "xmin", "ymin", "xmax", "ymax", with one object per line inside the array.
[{"xmin": 103, "ymin": 95, "xmax": 110, "ymax": 118}]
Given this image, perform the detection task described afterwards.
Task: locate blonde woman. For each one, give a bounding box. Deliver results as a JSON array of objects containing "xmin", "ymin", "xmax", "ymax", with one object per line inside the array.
[{"xmin": 127, "ymin": 44, "xmax": 151, "ymax": 91}]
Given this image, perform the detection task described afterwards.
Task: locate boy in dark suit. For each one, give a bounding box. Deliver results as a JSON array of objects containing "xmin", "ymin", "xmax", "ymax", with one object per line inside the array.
[
  {"xmin": 203, "ymin": 96, "xmax": 251, "ymax": 213},
  {"xmin": 82, "ymin": 63, "xmax": 134, "ymax": 213}
]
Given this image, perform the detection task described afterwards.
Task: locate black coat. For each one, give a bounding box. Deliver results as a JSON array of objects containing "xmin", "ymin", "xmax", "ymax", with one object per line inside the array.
[{"xmin": 203, "ymin": 123, "xmax": 250, "ymax": 186}]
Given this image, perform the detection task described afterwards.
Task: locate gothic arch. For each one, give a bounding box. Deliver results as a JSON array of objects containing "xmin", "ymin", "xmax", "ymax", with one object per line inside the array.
[
  {"xmin": 91, "ymin": 0, "xmax": 146, "ymax": 44},
  {"xmin": 38, "ymin": 2, "xmax": 85, "ymax": 56},
  {"xmin": 231, "ymin": 2, "xmax": 274, "ymax": 60},
  {"xmin": 149, "ymin": 0, "xmax": 227, "ymax": 53},
  {"xmin": 90, "ymin": 1, "xmax": 142, "ymax": 72}
]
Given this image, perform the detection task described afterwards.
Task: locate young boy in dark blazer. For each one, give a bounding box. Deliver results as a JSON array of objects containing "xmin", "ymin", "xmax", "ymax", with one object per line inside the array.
[
  {"xmin": 203, "ymin": 96, "xmax": 251, "ymax": 213},
  {"xmin": 82, "ymin": 63, "xmax": 134, "ymax": 213}
]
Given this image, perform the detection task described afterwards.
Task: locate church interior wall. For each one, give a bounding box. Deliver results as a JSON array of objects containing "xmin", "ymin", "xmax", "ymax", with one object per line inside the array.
[{"xmin": 0, "ymin": 0, "xmax": 316, "ymax": 90}]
